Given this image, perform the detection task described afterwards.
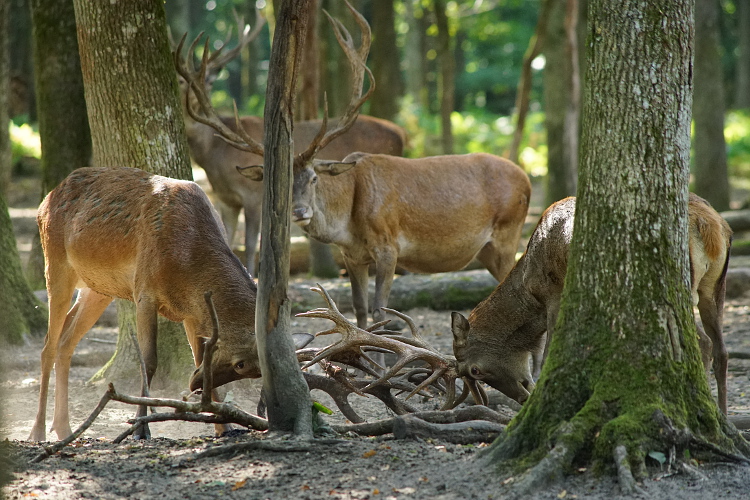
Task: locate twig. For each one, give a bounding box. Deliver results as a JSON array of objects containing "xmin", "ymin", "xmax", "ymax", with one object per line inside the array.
[{"xmin": 31, "ymin": 387, "xmax": 114, "ymax": 463}]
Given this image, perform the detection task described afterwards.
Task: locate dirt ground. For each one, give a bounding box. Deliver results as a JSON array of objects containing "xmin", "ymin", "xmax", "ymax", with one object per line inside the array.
[{"xmin": 3, "ymin": 171, "xmax": 750, "ymax": 499}]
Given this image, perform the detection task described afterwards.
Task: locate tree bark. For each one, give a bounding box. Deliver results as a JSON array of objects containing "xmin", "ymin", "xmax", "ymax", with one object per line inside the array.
[
  {"xmin": 27, "ymin": 0, "xmax": 92, "ymax": 290},
  {"xmin": 9, "ymin": 0, "xmax": 35, "ymax": 123},
  {"xmin": 482, "ymin": 0, "xmax": 748, "ymax": 490},
  {"xmin": 0, "ymin": 0, "xmax": 47, "ymax": 345},
  {"xmin": 404, "ymin": 0, "xmax": 428, "ymax": 111},
  {"xmin": 543, "ymin": 0, "xmax": 578, "ymax": 206},
  {"xmin": 736, "ymin": 0, "xmax": 750, "ymax": 109},
  {"xmin": 369, "ymin": 0, "xmax": 401, "ymax": 121},
  {"xmin": 72, "ymin": 0, "xmax": 196, "ymax": 389},
  {"xmin": 256, "ymin": 0, "xmax": 313, "ymax": 435},
  {"xmin": 434, "ymin": 0, "xmax": 454, "ymax": 154},
  {"xmin": 693, "ymin": 0, "xmax": 730, "ymax": 211}
]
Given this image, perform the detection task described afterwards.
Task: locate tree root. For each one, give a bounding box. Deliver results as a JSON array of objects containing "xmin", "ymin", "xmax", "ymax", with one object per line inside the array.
[
  {"xmin": 391, "ymin": 414, "xmax": 503, "ymax": 444},
  {"xmin": 614, "ymin": 445, "xmax": 646, "ymax": 496},
  {"xmin": 193, "ymin": 438, "xmax": 351, "ymax": 460}
]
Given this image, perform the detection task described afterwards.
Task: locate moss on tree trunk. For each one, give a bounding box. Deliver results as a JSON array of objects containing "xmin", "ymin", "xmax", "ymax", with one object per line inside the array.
[{"xmin": 482, "ymin": 1, "xmax": 750, "ymax": 494}]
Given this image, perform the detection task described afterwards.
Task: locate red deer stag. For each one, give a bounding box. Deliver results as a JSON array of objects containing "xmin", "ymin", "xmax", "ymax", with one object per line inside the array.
[
  {"xmin": 177, "ymin": 3, "xmax": 531, "ymax": 332},
  {"xmin": 28, "ymin": 167, "xmax": 261, "ymax": 442},
  {"xmin": 177, "ymin": 11, "xmax": 406, "ymax": 273},
  {"xmin": 451, "ymin": 194, "xmax": 733, "ymax": 413}
]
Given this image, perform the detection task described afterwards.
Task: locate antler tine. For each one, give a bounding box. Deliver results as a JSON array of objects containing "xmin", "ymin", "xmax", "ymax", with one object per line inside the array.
[
  {"xmin": 206, "ymin": 8, "xmax": 267, "ymax": 71},
  {"xmin": 297, "ymin": 1, "xmax": 375, "ymax": 165},
  {"xmin": 174, "ymin": 32, "xmax": 265, "ymax": 156},
  {"xmin": 380, "ymin": 307, "xmax": 425, "ymax": 342}
]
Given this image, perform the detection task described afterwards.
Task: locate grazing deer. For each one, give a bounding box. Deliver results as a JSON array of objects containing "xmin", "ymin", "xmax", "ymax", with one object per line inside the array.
[
  {"xmin": 176, "ymin": 2, "xmax": 531, "ymax": 331},
  {"xmin": 177, "ymin": 12, "xmax": 406, "ymax": 273},
  {"xmin": 451, "ymin": 194, "xmax": 733, "ymax": 413},
  {"xmin": 29, "ymin": 167, "xmax": 261, "ymax": 442}
]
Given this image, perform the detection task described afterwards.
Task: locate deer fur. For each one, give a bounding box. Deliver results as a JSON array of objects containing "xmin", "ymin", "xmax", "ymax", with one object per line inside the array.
[
  {"xmin": 243, "ymin": 152, "xmax": 531, "ymax": 329},
  {"xmin": 29, "ymin": 167, "xmax": 260, "ymax": 441},
  {"xmin": 451, "ymin": 194, "xmax": 733, "ymax": 413}
]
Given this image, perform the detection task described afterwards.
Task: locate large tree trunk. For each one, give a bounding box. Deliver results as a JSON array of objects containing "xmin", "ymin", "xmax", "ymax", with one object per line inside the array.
[
  {"xmin": 369, "ymin": 0, "xmax": 401, "ymax": 121},
  {"xmin": 543, "ymin": 0, "xmax": 579, "ymax": 206},
  {"xmin": 27, "ymin": 0, "xmax": 91, "ymax": 290},
  {"xmin": 0, "ymin": 0, "xmax": 47, "ymax": 345},
  {"xmin": 693, "ymin": 0, "xmax": 730, "ymax": 211},
  {"xmin": 256, "ymin": 0, "xmax": 313, "ymax": 435},
  {"xmin": 434, "ymin": 0, "xmax": 454, "ymax": 154},
  {"xmin": 9, "ymin": 0, "xmax": 35, "ymax": 124},
  {"xmin": 72, "ymin": 0, "xmax": 195, "ymax": 390},
  {"xmin": 736, "ymin": 0, "xmax": 750, "ymax": 109},
  {"xmin": 482, "ymin": 0, "xmax": 748, "ymax": 493}
]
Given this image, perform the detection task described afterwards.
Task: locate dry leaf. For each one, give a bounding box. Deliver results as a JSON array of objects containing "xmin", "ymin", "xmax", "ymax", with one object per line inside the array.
[
  {"xmin": 232, "ymin": 479, "xmax": 247, "ymax": 491},
  {"xmin": 363, "ymin": 449, "xmax": 377, "ymax": 458},
  {"xmin": 557, "ymin": 490, "xmax": 567, "ymax": 498},
  {"xmin": 373, "ymin": 488, "xmax": 380, "ymax": 495},
  {"xmin": 502, "ymin": 477, "xmax": 515, "ymax": 485}
]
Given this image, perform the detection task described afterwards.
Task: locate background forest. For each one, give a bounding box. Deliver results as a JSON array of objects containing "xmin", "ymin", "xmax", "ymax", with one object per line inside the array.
[{"xmin": 8, "ymin": 0, "xmax": 750, "ymax": 211}]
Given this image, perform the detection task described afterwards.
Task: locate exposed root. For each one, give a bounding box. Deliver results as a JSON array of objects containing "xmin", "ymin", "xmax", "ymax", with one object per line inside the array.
[
  {"xmin": 193, "ymin": 438, "xmax": 351, "ymax": 460},
  {"xmin": 391, "ymin": 414, "xmax": 504, "ymax": 444},
  {"xmin": 613, "ymin": 445, "xmax": 646, "ymax": 496}
]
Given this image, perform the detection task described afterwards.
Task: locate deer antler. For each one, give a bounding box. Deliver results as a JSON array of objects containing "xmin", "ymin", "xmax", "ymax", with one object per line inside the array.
[
  {"xmin": 173, "ymin": 26, "xmax": 265, "ymax": 156},
  {"xmin": 296, "ymin": 285, "xmax": 478, "ymax": 410},
  {"xmin": 206, "ymin": 8, "xmax": 266, "ymax": 71},
  {"xmin": 296, "ymin": 1, "xmax": 375, "ymax": 167}
]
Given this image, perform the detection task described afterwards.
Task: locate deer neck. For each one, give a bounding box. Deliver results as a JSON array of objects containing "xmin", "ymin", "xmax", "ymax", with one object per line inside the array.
[{"xmin": 301, "ymin": 172, "xmax": 356, "ymax": 245}]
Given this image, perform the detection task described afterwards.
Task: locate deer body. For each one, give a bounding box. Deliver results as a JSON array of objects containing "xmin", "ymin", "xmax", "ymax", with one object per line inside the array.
[
  {"xmin": 282, "ymin": 152, "xmax": 531, "ymax": 328},
  {"xmin": 29, "ymin": 167, "xmax": 260, "ymax": 442},
  {"xmin": 451, "ymin": 194, "xmax": 732, "ymax": 413}
]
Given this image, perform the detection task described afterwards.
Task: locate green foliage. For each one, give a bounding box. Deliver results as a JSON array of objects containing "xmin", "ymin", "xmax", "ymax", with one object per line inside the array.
[
  {"xmin": 9, "ymin": 122, "xmax": 40, "ymax": 165},
  {"xmin": 725, "ymin": 110, "xmax": 750, "ymax": 182}
]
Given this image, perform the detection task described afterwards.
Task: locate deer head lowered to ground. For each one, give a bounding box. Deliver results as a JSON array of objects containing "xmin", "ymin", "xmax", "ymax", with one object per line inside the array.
[
  {"xmin": 175, "ymin": 7, "xmax": 406, "ymax": 274},
  {"xmin": 451, "ymin": 194, "xmax": 733, "ymax": 413},
  {"xmin": 178, "ymin": 2, "xmax": 532, "ymax": 333},
  {"xmin": 29, "ymin": 167, "xmax": 263, "ymax": 442}
]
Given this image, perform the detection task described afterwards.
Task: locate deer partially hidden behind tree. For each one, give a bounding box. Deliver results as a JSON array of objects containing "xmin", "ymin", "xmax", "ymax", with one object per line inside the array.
[
  {"xmin": 28, "ymin": 167, "xmax": 265, "ymax": 442},
  {"xmin": 451, "ymin": 194, "xmax": 733, "ymax": 414},
  {"xmin": 176, "ymin": 2, "xmax": 532, "ymax": 333},
  {"xmin": 177, "ymin": 11, "xmax": 406, "ymax": 274}
]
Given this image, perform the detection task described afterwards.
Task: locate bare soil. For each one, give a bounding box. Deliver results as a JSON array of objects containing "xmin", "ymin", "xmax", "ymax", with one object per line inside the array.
[{"xmin": 3, "ymin": 172, "xmax": 750, "ymax": 499}]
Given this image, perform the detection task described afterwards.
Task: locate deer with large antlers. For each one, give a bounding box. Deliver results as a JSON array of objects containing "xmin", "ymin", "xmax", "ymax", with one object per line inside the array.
[
  {"xmin": 177, "ymin": 2, "xmax": 531, "ymax": 332},
  {"xmin": 451, "ymin": 194, "xmax": 733, "ymax": 413},
  {"xmin": 176, "ymin": 9, "xmax": 406, "ymax": 273},
  {"xmin": 28, "ymin": 167, "xmax": 265, "ymax": 442}
]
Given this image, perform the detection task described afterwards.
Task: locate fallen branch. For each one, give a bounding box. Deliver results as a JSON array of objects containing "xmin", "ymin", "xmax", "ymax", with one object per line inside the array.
[
  {"xmin": 729, "ymin": 415, "xmax": 750, "ymax": 430},
  {"xmin": 392, "ymin": 414, "xmax": 504, "ymax": 444},
  {"xmin": 194, "ymin": 438, "xmax": 351, "ymax": 460}
]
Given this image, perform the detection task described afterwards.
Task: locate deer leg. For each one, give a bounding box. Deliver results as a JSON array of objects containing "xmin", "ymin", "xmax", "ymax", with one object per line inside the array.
[
  {"xmin": 697, "ymin": 293, "xmax": 727, "ymax": 414},
  {"xmin": 372, "ymin": 250, "xmax": 398, "ymax": 326},
  {"xmin": 51, "ymin": 289, "xmax": 113, "ymax": 440},
  {"xmin": 134, "ymin": 294, "xmax": 159, "ymax": 439},
  {"xmin": 29, "ymin": 268, "xmax": 77, "ymax": 442},
  {"xmin": 243, "ymin": 205, "xmax": 261, "ymax": 275},
  {"xmin": 217, "ymin": 200, "xmax": 241, "ymax": 248},
  {"xmin": 346, "ymin": 261, "xmax": 370, "ymax": 329},
  {"xmin": 476, "ymin": 239, "xmax": 517, "ymax": 283}
]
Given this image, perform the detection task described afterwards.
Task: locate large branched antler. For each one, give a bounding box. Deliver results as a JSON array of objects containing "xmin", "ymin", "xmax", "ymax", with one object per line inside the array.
[{"xmin": 296, "ymin": 285, "xmax": 483, "ymax": 410}]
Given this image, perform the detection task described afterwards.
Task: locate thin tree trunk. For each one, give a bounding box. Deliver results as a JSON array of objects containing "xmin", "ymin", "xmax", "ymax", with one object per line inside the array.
[
  {"xmin": 73, "ymin": 0, "xmax": 195, "ymax": 389},
  {"xmin": 736, "ymin": 0, "xmax": 750, "ymax": 109},
  {"xmin": 482, "ymin": 0, "xmax": 748, "ymax": 489},
  {"xmin": 434, "ymin": 0, "xmax": 454, "ymax": 154},
  {"xmin": 693, "ymin": 0, "xmax": 730, "ymax": 211},
  {"xmin": 369, "ymin": 0, "xmax": 401, "ymax": 121},
  {"xmin": 256, "ymin": 0, "xmax": 313, "ymax": 435}
]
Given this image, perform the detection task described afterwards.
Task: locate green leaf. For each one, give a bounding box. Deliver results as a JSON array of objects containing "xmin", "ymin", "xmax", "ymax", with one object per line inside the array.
[
  {"xmin": 648, "ymin": 451, "xmax": 667, "ymax": 465},
  {"xmin": 312, "ymin": 401, "xmax": 334, "ymax": 415}
]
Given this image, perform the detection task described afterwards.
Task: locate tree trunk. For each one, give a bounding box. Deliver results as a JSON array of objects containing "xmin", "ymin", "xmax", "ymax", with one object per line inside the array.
[
  {"xmin": 27, "ymin": 0, "xmax": 92, "ymax": 290},
  {"xmin": 72, "ymin": 0, "xmax": 195, "ymax": 389},
  {"xmin": 482, "ymin": 0, "xmax": 748, "ymax": 492},
  {"xmin": 256, "ymin": 0, "xmax": 313, "ymax": 435},
  {"xmin": 434, "ymin": 0, "xmax": 454, "ymax": 154},
  {"xmin": 543, "ymin": 0, "xmax": 578, "ymax": 206},
  {"xmin": 693, "ymin": 0, "xmax": 730, "ymax": 211},
  {"xmin": 0, "ymin": 0, "xmax": 47, "ymax": 345},
  {"xmin": 369, "ymin": 0, "xmax": 401, "ymax": 121},
  {"xmin": 9, "ymin": 0, "xmax": 35, "ymax": 123},
  {"xmin": 736, "ymin": 0, "xmax": 750, "ymax": 109},
  {"xmin": 404, "ymin": 0, "xmax": 428, "ymax": 111}
]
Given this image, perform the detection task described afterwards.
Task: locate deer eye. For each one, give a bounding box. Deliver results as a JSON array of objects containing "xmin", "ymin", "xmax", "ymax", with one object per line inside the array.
[
  {"xmin": 311, "ymin": 175, "xmax": 318, "ymax": 185},
  {"xmin": 235, "ymin": 362, "xmax": 245, "ymax": 371},
  {"xmin": 470, "ymin": 366, "xmax": 481, "ymax": 378}
]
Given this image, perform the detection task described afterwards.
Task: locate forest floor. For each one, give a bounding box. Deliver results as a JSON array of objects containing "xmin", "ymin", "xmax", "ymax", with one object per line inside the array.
[{"xmin": 3, "ymin": 170, "xmax": 750, "ymax": 499}]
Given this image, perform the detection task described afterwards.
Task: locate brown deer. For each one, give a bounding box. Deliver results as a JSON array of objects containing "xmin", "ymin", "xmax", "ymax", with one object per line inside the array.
[
  {"xmin": 177, "ymin": 12, "xmax": 406, "ymax": 273},
  {"xmin": 28, "ymin": 167, "xmax": 261, "ymax": 442},
  {"xmin": 176, "ymin": 3, "xmax": 531, "ymax": 332},
  {"xmin": 450, "ymin": 194, "xmax": 733, "ymax": 413}
]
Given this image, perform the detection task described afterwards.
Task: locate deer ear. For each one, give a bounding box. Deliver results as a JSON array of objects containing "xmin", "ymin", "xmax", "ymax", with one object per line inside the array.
[
  {"xmin": 313, "ymin": 160, "xmax": 356, "ymax": 176},
  {"xmin": 237, "ymin": 165, "xmax": 264, "ymax": 181},
  {"xmin": 451, "ymin": 312, "xmax": 470, "ymax": 348}
]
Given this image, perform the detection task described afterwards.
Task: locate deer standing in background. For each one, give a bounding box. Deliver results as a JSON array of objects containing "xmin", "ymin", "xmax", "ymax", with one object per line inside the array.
[
  {"xmin": 451, "ymin": 194, "xmax": 733, "ymax": 413},
  {"xmin": 177, "ymin": 2, "xmax": 531, "ymax": 332},
  {"xmin": 178, "ymin": 12, "xmax": 406, "ymax": 273},
  {"xmin": 29, "ymin": 167, "xmax": 261, "ymax": 442}
]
